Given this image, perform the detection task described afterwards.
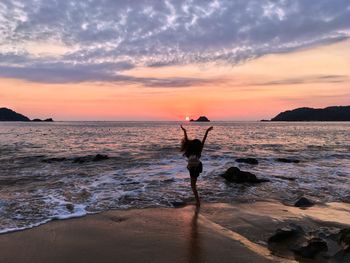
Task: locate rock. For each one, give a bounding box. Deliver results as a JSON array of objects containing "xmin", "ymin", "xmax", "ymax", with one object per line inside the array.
[
  {"xmin": 65, "ymin": 203, "xmax": 74, "ymax": 212},
  {"xmin": 73, "ymin": 156, "xmax": 89, "ymax": 163},
  {"xmin": 0, "ymin": 107, "xmax": 30, "ymax": 121},
  {"xmin": 331, "ymin": 248, "xmax": 350, "ymax": 263},
  {"xmin": 190, "ymin": 116, "xmax": 210, "ymax": 122},
  {"xmin": 294, "ymin": 197, "xmax": 314, "ymax": 208},
  {"xmin": 171, "ymin": 201, "xmax": 187, "ymax": 208},
  {"xmin": 276, "ymin": 158, "xmax": 300, "ymax": 163},
  {"xmin": 236, "ymin": 158, "xmax": 259, "ymax": 165},
  {"xmin": 221, "ymin": 167, "xmax": 269, "ymax": 184},
  {"xmin": 268, "ymin": 226, "xmax": 304, "ymax": 243},
  {"xmin": 292, "ymin": 237, "xmax": 328, "ymax": 258},
  {"xmin": 338, "ymin": 229, "xmax": 350, "ymax": 248},
  {"xmin": 92, "ymin": 154, "xmax": 109, "ymax": 162},
  {"xmin": 32, "ymin": 118, "xmax": 53, "ymax": 122}
]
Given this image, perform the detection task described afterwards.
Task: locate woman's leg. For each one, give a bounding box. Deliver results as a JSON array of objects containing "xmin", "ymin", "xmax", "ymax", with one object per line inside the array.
[{"xmin": 190, "ymin": 175, "xmax": 200, "ymax": 206}]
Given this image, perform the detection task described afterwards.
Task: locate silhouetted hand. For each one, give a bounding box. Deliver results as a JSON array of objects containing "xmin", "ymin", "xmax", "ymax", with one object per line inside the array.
[{"xmin": 180, "ymin": 125, "xmax": 186, "ymax": 131}]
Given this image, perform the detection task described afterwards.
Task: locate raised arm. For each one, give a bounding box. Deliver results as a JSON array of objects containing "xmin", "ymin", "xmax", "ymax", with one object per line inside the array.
[
  {"xmin": 201, "ymin": 126, "xmax": 213, "ymax": 149},
  {"xmin": 180, "ymin": 125, "xmax": 188, "ymax": 141}
]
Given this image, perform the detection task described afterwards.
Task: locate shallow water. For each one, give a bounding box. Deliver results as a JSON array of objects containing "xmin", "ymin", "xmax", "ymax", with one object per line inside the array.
[{"xmin": 0, "ymin": 121, "xmax": 349, "ymax": 233}]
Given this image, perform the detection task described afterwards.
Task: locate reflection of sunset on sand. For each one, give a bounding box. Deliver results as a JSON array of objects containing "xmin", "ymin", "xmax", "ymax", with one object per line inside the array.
[{"xmin": 188, "ymin": 207, "xmax": 200, "ymax": 263}]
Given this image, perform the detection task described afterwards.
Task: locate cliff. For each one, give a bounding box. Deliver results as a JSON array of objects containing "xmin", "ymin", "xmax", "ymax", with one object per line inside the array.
[
  {"xmin": 271, "ymin": 106, "xmax": 350, "ymax": 121},
  {"xmin": 0, "ymin": 108, "xmax": 30, "ymax": 122}
]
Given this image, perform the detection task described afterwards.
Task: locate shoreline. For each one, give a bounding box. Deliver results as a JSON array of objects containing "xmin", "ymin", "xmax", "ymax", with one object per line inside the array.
[{"xmin": 1, "ymin": 200, "xmax": 349, "ymax": 263}]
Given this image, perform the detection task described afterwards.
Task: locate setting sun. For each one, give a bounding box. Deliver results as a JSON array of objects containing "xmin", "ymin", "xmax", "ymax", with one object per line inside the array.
[{"xmin": 185, "ymin": 116, "xmax": 190, "ymax": 121}]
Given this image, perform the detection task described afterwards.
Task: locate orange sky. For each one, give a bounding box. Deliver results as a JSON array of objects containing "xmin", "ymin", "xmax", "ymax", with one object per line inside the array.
[{"xmin": 1, "ymin": 40, "xmax": 349, "ymax": 121}]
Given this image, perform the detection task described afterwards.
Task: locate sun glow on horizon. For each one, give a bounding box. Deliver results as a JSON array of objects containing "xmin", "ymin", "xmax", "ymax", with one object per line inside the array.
[{"xmin": 1, "ymin": 40, "xmax": 349, "ymax": 121}]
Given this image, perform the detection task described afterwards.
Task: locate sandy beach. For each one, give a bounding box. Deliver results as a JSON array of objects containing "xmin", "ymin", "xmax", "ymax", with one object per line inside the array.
[{"xmin": 1, "ymin": 201, "xmax": 349, "ymax": 263}]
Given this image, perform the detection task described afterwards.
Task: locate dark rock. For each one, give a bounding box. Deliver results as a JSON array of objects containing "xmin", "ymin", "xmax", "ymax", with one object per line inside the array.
[
  {"xmin": 294, "ymin": 197, "xmax": 314, "ymax": 208},
  {"xmin": 32, "ymin": 118, "xmax": 53, "ymax": 122},
  {"xmin": 171, "ymin": 201, "xmax": 187, "ymax": 208},
  {"xmin": 190, "ymin": 116, "xmax": 210, "ymax": 122},
  {"xmin": 73, "ymin": 156, "xmax": 89, "ymax": 163},
  {"xmin": 42, "ymin": 157, "xmax": 67, "ymax": 163},
  {"xmin": 292, "ymin": 237, "xmax": 328, "ymax": 258},
  {"xmin": 338, "ymin": 229, "xmax": 350, "ymax": 248},
  {"xmin": 268, "ymin": 226, "xmax": 304, "ymax": 243},
  {"xmin": 331, "ymin": 248, "xmax": 350, "ymax": 263},
  {"xmin": 276, "ymin": 158, "xmax": 300, "ymax": 163},
  {"xmin": 66, "ymin": 203, "xmax": 74, "ymax": 212},
  {"xmin": 221, "ymin": 167, "xmax": 269, "ymax": 184},
  {"xmin": 270, "ymin": 106, "xmax": 350, "ymax": 121},
  {"xmin": 0, "ymin": 107, "xmax": 30, "ymax": 121},
  {"xmin": 92, "ymin": 154, "xmax": 109, "ymax": 162},
  {"xmin": 236, "ymin": 158, "xmax": 259, "ymax": 165}
]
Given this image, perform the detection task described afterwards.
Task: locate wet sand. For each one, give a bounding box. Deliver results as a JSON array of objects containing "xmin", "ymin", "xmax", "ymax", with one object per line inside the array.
[{"xmin": 0, "ymin": 201, "xmax": 349, "ymax": 263}]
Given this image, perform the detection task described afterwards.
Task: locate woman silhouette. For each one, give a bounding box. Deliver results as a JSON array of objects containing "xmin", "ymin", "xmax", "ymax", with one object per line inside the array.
[{"xmin": 180, "ymin": 125, "xmax": 213, "ymax": 206}]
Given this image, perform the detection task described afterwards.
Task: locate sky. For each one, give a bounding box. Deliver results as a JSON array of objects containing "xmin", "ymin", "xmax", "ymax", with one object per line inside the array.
[{"xmin": 0, "ymin": 0, "xmax": 350, "ymax": 121}]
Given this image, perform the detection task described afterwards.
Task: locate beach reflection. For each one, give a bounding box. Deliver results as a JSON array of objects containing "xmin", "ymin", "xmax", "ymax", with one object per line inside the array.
[{"xmin": 188, "ymin": 206, "xmax": 200, "ymax": 263}]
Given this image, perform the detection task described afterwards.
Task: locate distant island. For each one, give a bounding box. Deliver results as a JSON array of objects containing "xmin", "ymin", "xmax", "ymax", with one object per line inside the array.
[
  {"xmin": 0, "ymin": 107, "xmax": 54, "ymax": 122},
  {"xmin": 270, "ymin": 106, "xmax": 350, "ymax": 121},
  {"xmin": 32, "ymin": 118, "xmax": 54, "ymax": 122},
  {"xmin": 190, "ymin": 116, "xmax": 210, "ymax": 122}
]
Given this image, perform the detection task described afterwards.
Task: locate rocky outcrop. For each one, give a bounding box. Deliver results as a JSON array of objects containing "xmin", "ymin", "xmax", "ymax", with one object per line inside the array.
[
  {"xmin": 0, "ymin": 107, "xmax": 30, "ymax": 121},
  {"xmin": 268, "ymin": 225, "xmax": 304, "ymax": 243},
  {"xmin": 268, "ymin": 225, "xmax": 350, "ymax": 261},
  {"xmin": 292, "ymin": 237, "xmax": 328, "ymax": 258},
  {"xmin": 271, "ymin": 106, "xmax": 350, "ymax": 121},
  {"xmin": 294, "ymin": 197, "xmax": 314, "ymax": 208},
  {"xmin": 190, "ymin": 116, "xmax": 210, "ymax": 122},
  {"xmin": 221, "ymin": 167, "xmax": 269, "ymax": 184},
  {"xmin": 32, "ymin": 118, "xmax": 54, "ymax": 122}
]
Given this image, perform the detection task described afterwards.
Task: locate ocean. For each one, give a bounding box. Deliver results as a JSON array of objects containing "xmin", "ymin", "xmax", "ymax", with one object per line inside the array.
[{"xmin": 0, "ymin": 121, "xmax": 349, "ymax": 233}]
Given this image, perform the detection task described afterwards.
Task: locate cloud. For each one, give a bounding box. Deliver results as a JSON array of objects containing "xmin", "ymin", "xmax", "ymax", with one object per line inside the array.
[
  {"xmin": 251, "ymin": 75, "xmax": 349, "ymax": 86},
  {"xmin": 0, "ymin": 0, "xmax": 350, "ymax": 84},
  {"xmin": 0, "ymin": 64, "xmax": 210, "ymax": 87}
]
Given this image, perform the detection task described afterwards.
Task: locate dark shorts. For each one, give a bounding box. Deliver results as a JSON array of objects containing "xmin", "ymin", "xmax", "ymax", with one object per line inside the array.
[{"xmin": 187, "ymin": 161, "xmax": 203, "ymax": 178}]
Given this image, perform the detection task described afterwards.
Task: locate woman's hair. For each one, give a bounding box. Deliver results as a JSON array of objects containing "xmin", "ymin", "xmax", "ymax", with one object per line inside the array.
[{"xmin": 181, "ymin": 138, "xmax": 202, "ymax": 158}]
